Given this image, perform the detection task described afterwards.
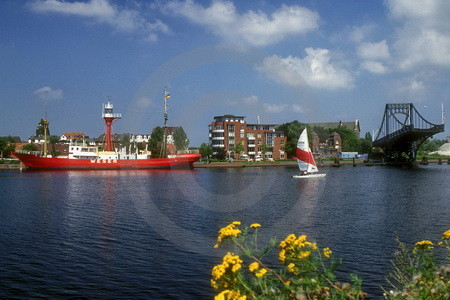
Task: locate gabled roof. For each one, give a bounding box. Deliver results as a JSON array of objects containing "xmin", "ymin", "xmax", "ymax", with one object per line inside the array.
[{"xmin": 61, "ymin": 132, "xmax": 87, "ymax": 139}]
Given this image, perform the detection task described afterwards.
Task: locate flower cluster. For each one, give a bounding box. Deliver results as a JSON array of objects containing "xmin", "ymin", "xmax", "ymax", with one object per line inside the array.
[
  {"xmin": 214, "ymin": 289, "xmax": 246, "ymax": 300},
  {"xmin": 248, "ymin": 261, "xmax": 267, "ymax": 278},
  {"xmin": 214, "ymin": 221, "xmax": 242, "ymax": 248},
  {"xmin": 323, "ymin": 247, "xmax": 333, "ymax": 258},
  {"xmin": 384, "ymin": 230, "xmax": 450, "ymax": 299},
  {"xmin": 211, "ymin": 252, "xmax": 243, "ymax": 290},
  {"xmin": 279, "ymin": 234, "xmax": 318, "ymax": 264},
  {"xmin": 212, "ymin": 222, "xmax": 365, "ymax": 299},
  {"xmin": 413, "ymin": 240, "xmax": 434, "ymax": 252}
]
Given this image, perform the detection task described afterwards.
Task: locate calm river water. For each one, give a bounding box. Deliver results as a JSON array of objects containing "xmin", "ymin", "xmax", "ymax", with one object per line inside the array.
[{"xmin": 0, "ymin": 164, "xmax": 449, "ymax": 298}]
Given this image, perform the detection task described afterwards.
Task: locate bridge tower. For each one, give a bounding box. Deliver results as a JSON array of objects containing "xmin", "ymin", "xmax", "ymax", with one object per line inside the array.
[
  {"xmin": 102, "ymin": 102, "xmax": 122, "ymax": 152},
  {"xmin": 373, "ymin": 103, "xmax": 444, "ymax": 163}
]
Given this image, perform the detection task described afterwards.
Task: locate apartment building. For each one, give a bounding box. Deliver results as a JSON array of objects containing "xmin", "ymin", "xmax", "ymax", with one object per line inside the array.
[{"xmin": 209, "ymin": 115, "xmax": 287, "ymax": 160}]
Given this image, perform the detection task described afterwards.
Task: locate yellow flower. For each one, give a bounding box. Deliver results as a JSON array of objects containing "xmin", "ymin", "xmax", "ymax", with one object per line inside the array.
[
  {"xmin": 297, "ymin": 251, "xmax": 311, "ymax": 259},
  {"xmin": 323, "ymin": 247, "xmax": 332, "ymax": 258},
  {"xmin": 215, "ymin": 222, "xmax": 242, "ymax": 247},
  {"xmin": 231, "ymin": 263, "xmax": 241, "ymax": 273},
  {"xmin": 442, "ymin": 230, "xmax": 450, "ymax": 240},
  {"xmin": 279, "ymin": 249, "xmax": 286, "ymax": 263},
  {"xmin": 255, "ymin": 268, "xmax": 267, "ymax": 277},
  {"xmin": 215, "ymin": 290, "xmax": 246, "ymax": 300},
  {"xmin": 249, "ymin": 262, "xmax": 259, "ymax": 272},
  {"xmin": 414, "ymin": 240, "xmax": 434, "ymax": 251},
  {"xmin": 250, "ymin": 223, "xmax": 261, "ymax": 228},
  {"xmin": 211, "ymin": 252, "xmax": 243, "ymax": 289},
  {"xmin": 287, "ymin": 263, "xmax": 296, "ymax": 273}
]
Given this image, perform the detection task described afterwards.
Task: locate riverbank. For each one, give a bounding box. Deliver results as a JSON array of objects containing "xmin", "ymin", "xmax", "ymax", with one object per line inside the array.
[
  {"xmin": 2, "ymin": 159, "xmax": 449, "ymax": 170},
  {"xmin": 0, "ymin": 164, "xmax": 20, "ymax": 170}
]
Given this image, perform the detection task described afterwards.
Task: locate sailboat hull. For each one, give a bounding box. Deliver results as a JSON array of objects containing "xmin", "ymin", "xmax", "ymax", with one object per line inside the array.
[{"xmin": 292, "ymin": 173, "xmax": 326, "ymax": 179}]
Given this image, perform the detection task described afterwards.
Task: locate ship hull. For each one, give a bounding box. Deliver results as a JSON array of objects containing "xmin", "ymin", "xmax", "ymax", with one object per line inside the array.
[{"xmin": 12, "ymin": 152, "xmax": 201, "ymax": 170}]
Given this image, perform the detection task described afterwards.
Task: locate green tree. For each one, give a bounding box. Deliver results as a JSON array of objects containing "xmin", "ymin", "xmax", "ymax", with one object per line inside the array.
[
  {"xmin": 199, "ymin": 143, "xmax": 213, "ymax": 162},
  {"xmin": 329, "ymin": 127, "xmax": 360, "ymax": 152},
  {"xmin": 149, "ymin": 126, "xmax": 164, "ymax": 158},
  {"xmin": 276, "ymin": 121, "xmax": 310, "ymax": 158},
  {"xmin": 418, "ymin": 138, "xmax": 446, "ymax": 153},
  {"xmin": 214, "ymin": 147, "xmax": 227, "ymax": 160},
  {"xmin": 48, "ymin": 135, "xmax": 60, "ymax": 157},
  {"xmin": 0, "ymin": 137, "xmax": 16, "ymax": 158},
  {"xmin": 173, "ymin": 126, "xmax": 189, "ymax": 150},
  {"xmin": 234, "ymin": 141, "xmax": 245, "ymax": 158},
  {"xmin": 260, "ymin": 143, "xmax": 271, "ymax": 159},
  {"xmin": 312, "ymin": 125, "xmax": 329, "ymax": 142},
  {"xmin": 364, "ymin": 132, "xmax": 372, "ymax": 141},
  {"xmin": 35, "ymin": 119, "xmax": 50, "ymax": 137},
  {"xmin": 23, "ymin": 143, "xmax": 38, "ymax": 152}
]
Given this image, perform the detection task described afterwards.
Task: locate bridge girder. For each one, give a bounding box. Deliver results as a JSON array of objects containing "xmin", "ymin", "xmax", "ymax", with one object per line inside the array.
[{"xmin": 373, "ymin": 103, "xmax": 444, "ymax": 163}]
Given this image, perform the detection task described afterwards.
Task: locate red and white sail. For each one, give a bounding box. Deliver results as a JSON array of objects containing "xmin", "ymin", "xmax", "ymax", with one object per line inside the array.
[{"xmin": 295, "ymin": 128, "xmax": 318, "ymax": 173}]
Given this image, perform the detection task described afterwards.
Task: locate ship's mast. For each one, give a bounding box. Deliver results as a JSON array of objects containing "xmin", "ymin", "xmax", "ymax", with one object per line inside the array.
[
  {"xmin": 102, "ymin": 101, "xmax": 122, "ymax": 152},
  {"xmin": 162, "ymin": 89, "xmax": 170, "ymax": 158},
  {"xmin": 43, "ymin": 90, "xmax": 48, "ymax": 157},
  {"xmin": 42, "ymin": 118, "xmax": 48, "ymax": 157}
]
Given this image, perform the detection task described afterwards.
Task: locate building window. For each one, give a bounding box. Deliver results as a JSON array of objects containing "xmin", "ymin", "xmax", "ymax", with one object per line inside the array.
[{"xmin": 257, "ymin": 133, "xmax": 261, "ymax": 138}]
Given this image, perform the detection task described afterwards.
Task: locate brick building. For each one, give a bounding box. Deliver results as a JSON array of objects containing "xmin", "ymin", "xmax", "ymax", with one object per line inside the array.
[{"xmin": 209, "ymin": 115, "xmax": 287, "ymax": 160}]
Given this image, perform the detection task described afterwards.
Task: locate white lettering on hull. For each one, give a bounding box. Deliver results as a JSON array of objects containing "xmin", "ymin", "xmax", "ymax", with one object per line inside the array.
[{"xmin": 89, "ymin": 159, "xmax": 118, "ymax": 164}]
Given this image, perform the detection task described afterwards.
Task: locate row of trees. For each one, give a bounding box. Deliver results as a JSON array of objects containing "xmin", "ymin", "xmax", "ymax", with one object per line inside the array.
[{"xmin": 276, "ymin": 121, "xmax": 373, "ymax": 158}]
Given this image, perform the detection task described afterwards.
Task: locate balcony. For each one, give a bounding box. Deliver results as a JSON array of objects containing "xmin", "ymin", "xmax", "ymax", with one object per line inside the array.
[
  {"xmin": 212, "ymin": 144, "xmax": 225, "ymax": 148},
  {"xmin": 228, "ymin": 133, "xmax": 235, "ymax": 137},
  {"xmin": 247, "ymin": 144, "xmax": 255, "ymax": 147},
  {"xmin": 212, "ymin": 129, "xmax": 224, "ymax": 133},
  {"xmin": 248, "ymin": 151, "xmax": 255, "ymax": 155},
  {"xmin": 247, "ymin": 136, "xmax": 255, "ymax": 140},
  {"xmin": 102, "ymin": 113, "xmax": 122, "ymax": 119},
  {"xmin": 212, "ymin": 137, "xmax": 224, "ymax": 140}
]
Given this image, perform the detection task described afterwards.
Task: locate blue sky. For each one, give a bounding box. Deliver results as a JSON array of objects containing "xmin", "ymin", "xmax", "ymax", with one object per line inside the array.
[{"xmin": 1, "ymin": 0, "xmax": 449, "ymax": 146}]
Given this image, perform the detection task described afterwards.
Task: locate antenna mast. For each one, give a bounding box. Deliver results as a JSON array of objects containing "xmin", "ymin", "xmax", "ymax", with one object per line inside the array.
[{"xmin": 162, "ymin": 89, "xmax": 170, "ymax": 158}]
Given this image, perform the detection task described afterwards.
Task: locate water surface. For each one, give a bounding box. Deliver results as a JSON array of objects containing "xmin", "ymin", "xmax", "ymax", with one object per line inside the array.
[{"xmin": 0, "ymin": 165, "xmax": 449, "ymax": 298}]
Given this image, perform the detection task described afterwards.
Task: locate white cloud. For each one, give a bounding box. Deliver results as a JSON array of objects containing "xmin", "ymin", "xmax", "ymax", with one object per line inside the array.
[
  {"xmin": 33, "ymin": 86, "xmax": 63, "ymax": 100},
  {"xmin": 163, "ymin": 0, "xmax": 319, "ymax": 46},
  {"xmin": 357, "ymin": 40, "xmax": 390, "ymax": 60},
  {"xmin": 291, "ymin": 104, "xmax": 305, "ymax": 113},
  {"xmin": 243, "ymin": 95, "xmax": 259, "ymax": 104},
  {"xmin": 360, "ymin": 60, "xmax": 389, "ymax": 74},
  {"xmin": 136, "ymin": 96, "xmax": 153, "ymax": 109},
  {"xmin": 389, "ymin": 76, "xmax": 427, "ymax": 102},
  {"xmin": 29, "ymin": 0, "xmax": 169, "ymax": 42},
  {"xmin": 263, "ymin": 103, "xmax": 289, "ymax": 113},
  {"xmin": 386, "ymin": 0, "xmax": 450, "ymax": 70},
  {"xmin": 256, "ymin": 48, "xmax": 354, "ymax": 90},
  {"xmin": 348, "ymin": 24, "xmax": 376, "ymax": 43},
  {"xmin": 263, "ymin": 103, "xmax": 305, "ymax": 113}
]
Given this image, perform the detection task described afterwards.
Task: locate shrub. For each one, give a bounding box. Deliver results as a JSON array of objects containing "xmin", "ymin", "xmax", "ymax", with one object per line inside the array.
[{"xmin": 211, "ymin": 222, "xmax": 366, "ymax": 299}]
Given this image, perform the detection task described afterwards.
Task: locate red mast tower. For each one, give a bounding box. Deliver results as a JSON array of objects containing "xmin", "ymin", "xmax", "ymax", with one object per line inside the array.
[{"xmin": 102, "ymin": 102, "xmax": 121, "ymax": 152}]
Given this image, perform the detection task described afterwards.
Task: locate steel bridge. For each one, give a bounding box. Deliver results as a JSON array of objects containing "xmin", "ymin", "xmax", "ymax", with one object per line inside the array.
[{"xmin": 373, "ymin": 103, "xmax": 444, "ymax": 163}]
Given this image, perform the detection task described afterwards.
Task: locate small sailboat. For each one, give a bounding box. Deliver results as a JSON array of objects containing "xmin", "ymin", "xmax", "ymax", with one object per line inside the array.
[{"xmin": 292, "ymin": 128, "xmax": 326, "ymax": 178}]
